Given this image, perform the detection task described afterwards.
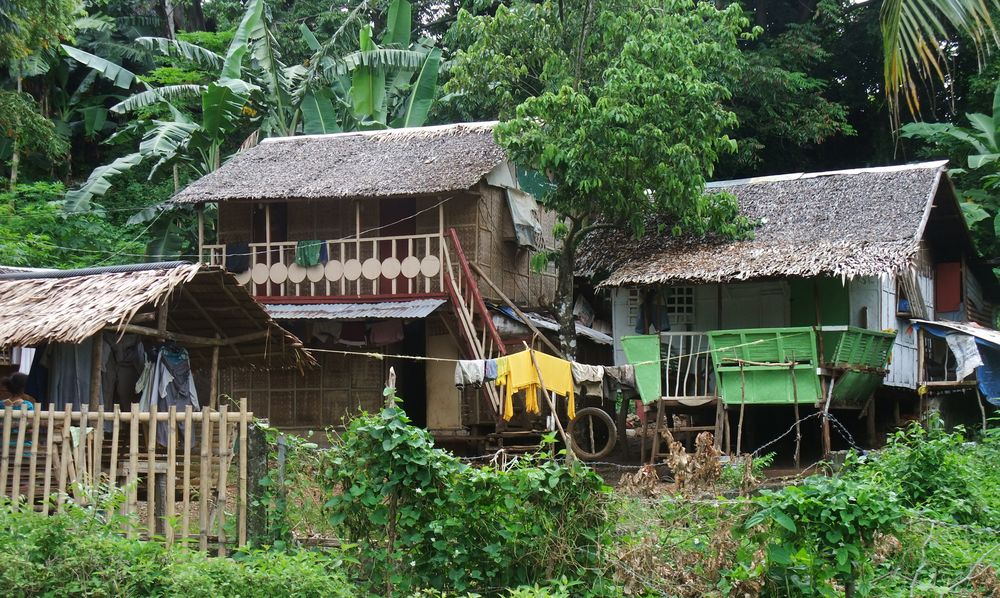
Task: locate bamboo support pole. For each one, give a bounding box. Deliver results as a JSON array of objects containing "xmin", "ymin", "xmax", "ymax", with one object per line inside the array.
[
  {"xmin": 147, "ymin": 403, "xmax": 157, "ymax": 537},
  {"xmin": 128, "ymin": 403, "xmax": 140, "ymax": 536},
  {"xmin": 10, "ymin": 405, "xmax": 26, "ymax": 498},
  {"xmin": 790, "ymin": 362, "xmax": 801, "ymax": 470},
  {"xmin": 0, "ymin": 406, "xmax": 12, "ymax": 497},
  {"xmin": 109, "ymin": 405, "xmax": 120, "ymax": 490},
  {"xmin": 182, "ymin": 406, "xmax": 192, "ymax": 542},
  {"xmin": 74, "ymin": 404, "xmax": 88, "ymax": 502},
  {"xmin": 216, "ymin": 404, "xmax": 229, "ymax": 556},
  {"xmin": 57, "ymin": 405, "xmax": 71, "ymax": 510},
  {"xmin": 27, "ymin": 406, "xmax": 41, "ymax": 505},
  {"xmin": 89, "ymin": 339, "xmax": 102, "ymax": 410},
  {"xmin": 42, "ymin": 409, "xmax": 54, "ymax": 515},
  {"xmin": 95, "ymin": 406, "xmax": 105, "ymax": 485},
  {"xmin": 166, "ymin": 406, "xmax": 177, "ymax": 547},
  {"xmin": 210, "ymin": 341, "xmax": 220, "ymax": 410},
  {"xmin": 200, "ymin": 406, "xmax": 212, "ymax": 552},
  {"xmin": 521, "ymin": 343, "xmax": 574, "ymax": 463},
  {"xmin": 238, "ymin": 398, "xmax": 248, "ymax": 547}
]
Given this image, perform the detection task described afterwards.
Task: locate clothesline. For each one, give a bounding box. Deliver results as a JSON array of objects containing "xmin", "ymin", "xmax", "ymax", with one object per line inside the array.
[{"xmin": 304, "ymin": 331, "xmax": 810, "ymax": 367}]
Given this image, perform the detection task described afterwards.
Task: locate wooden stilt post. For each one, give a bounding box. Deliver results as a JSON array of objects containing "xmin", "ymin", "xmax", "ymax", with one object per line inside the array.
[
  {"xmin": 821, "ymin": 377, "xmax": 835, "ymax": 460},
  {"xmin": 209, "ymin": 339, "xmax": 220, "ymax": 410},
  {"xmin": 790, "ymin": 361, "xmax": 801, "ymax": 470},
  {"xmin": 89, "ymin": 336, "xmax": 103, "ymax": 410},
  {"xmin": 736, "ymin": 361, "xmax": 747, "ymax": 455}
]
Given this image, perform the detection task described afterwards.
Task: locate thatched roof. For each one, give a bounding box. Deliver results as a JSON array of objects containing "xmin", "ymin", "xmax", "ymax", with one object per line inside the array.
[
  {"xmin": 577, "ymin": 161, "xmax": 956, "ymax": 286},
  {"xmin": 0, "ymin": 262, "xmax": 313, "ymax": 369},
  {"xmin": 171, "ymin": 122, "xmax": 506, "ymax": 205}
]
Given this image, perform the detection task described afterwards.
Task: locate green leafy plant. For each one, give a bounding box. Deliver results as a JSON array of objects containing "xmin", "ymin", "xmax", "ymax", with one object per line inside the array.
[
  {"xmin": 321, "ymin": 388, "xmax": 611, "ymax": 595},
  {"xmin": 730, "ymin": 475, "xmax": 901, "ymax": 596}
]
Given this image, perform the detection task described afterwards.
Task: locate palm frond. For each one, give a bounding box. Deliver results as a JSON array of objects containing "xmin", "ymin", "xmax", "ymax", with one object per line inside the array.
[
  {"xmin": 61, "ymin": 44, "xmax": 139, "ymax": 89},
  {"xmin": 136, "ymin": 37, "xmax": 224, "ymax": 70},
  {"xmin": 64, "ymin": 152, "xmax": 144, "ymax": 213},
  {"xmin": 111, "ymin": 85, "xmax": 205, "ymax": 115},
  {"xmin": 882, "ymin": 0, "xmax": 1000, "ymax": 130}
]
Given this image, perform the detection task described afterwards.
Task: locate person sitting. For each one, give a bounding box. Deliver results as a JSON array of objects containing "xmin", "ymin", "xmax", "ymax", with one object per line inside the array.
[{"xmin": 2, "ymin": 372, "xmax": 34, "ymax": 455}]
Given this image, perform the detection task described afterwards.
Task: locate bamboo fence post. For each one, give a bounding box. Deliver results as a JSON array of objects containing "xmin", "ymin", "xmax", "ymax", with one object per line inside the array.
[
  {"xmin": 166, "ymin": 406, "xmax": 177, "ymax": 547},
  {"xmin": 1, "ymin": 405, "xmax": 12, "ymax": 497},
  {"xmin": 128, "ymin": 403, "xmax": 140, "ymax": 536},
  {"xmin": 238, "ymin": 398, "xmax": 248, "ymax": 547},
  {"xmin": 182, "ymin": 405, "xmax": 193, "ymax": 542},
  {"xmin": 199, "ymin": 407, "xmax": 212, "ymax": 552},
  {"xmin": 75, "ymin": 404, "xmax": 88, "ymax": 502},
  {"xmin": 57, "ymin": 406, "xmax": 72, "ymax": 510},
  {"xmin": 11, "ymin": 405, "xmax": 28, "ymax": 499},
  {"xmin": 109, "ymin": 405, "xmax": 120, "ymax": 491},
  {"xmin": 42, "ymin": 409, "xmax": 55, "ymax": 515},
  {"xmin": 95, "ymin": 407, "xmax": 105, "ymax": 486},
  {"xmin": 147, "ymin": 404, "xmax": 157, "ymax": 537},
  {"xmin": 216, "ymin": 404, "xmax": 230, "ymax": 556},
  {"xmin": 27, "ymin": 406, "xmax": 41, "ymax": 506}
]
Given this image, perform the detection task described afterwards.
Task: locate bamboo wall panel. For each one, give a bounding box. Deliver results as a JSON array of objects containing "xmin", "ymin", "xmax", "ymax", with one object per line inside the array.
[{"xmin": 0, "ymin": 404, "xmax": 251, "ymax": 552}]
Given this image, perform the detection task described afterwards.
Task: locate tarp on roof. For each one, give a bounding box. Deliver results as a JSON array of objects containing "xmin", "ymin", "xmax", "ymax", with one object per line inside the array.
[
  {"xmin": 490, "ymin": 306, "xmax": 613, "ymax": 345},
  {"xmin": 264, "ymin": 299, "xmax": 445, "ymax": 320},
  {"xmin": 912, "ymin": 319, "xmax": 1000, "ymax": 405}
]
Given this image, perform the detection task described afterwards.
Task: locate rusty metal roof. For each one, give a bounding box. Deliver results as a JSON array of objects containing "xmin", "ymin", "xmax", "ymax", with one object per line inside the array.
[{"xmin": 264, "ymin": 299, "xmax": 446, "ymax": 320}]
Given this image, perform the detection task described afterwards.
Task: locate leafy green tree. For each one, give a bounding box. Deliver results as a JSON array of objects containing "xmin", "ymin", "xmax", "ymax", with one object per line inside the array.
[
  {"xmin": 902, "ymin": 80, "xmax": 1000, "ymax": 259},
  {"xmin": 449, "ymin": 0, "xmax": 752, "ymax": 357}
]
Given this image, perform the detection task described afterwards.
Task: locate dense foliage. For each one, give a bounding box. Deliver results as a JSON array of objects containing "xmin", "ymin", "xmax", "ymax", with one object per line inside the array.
[{"xmin": 320, "ymin": 392, "xmax": 612, "ymax": 595}]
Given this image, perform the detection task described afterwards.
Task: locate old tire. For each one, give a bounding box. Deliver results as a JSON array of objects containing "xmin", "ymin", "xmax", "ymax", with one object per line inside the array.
[{"xmin": 568, "ymin": 407, "xmax": 618, "ymax": 461}]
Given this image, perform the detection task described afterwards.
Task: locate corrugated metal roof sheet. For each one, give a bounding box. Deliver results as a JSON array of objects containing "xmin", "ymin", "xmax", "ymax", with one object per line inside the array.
[{"xmin": 264, "ymin": 299, "xmax": 446, "ymax": 320}]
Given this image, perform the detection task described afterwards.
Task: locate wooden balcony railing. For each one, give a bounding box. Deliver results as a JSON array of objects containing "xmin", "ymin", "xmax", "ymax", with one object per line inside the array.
[
  {"xmin": 203, "ymin": 234, "xmax": 445, "ymax": 298},
  {"xmin": 659, "ymin": 331, "xmax": 715, "ymax": 401}
]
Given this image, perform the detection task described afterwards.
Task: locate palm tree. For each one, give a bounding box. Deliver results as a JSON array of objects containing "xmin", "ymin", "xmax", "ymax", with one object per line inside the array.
[{"xmin": 881, "ymin": 0, "xmax": 1000, "ymax": 130}]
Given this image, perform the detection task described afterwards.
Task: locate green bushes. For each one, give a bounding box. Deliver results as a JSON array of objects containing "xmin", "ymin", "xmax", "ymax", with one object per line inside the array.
[
  {"xmin": 0, "ymin": 502, "xmax": 355, "ymax": 597},
  {"xmin": 320, "ymin": 394, "xmax": 613, "ymax": 595}
]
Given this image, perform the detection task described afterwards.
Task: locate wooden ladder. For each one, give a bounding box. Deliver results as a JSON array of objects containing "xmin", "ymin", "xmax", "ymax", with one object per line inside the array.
[{"xmin": 442, "ymin": 228, "xmax": 507, "ymax": 416}]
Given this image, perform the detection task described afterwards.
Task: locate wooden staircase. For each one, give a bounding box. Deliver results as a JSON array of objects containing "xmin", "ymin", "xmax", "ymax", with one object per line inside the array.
[{"xmin": 442, "ymin": 228, "xmax": 507, "ymax": 417}]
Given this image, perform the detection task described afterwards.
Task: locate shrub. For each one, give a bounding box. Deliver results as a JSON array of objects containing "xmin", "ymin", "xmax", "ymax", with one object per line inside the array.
[
  {"xmin": 726, "ymin": 475, "xmax": 901, "ymax": 596},
  {"xmin": 320, "ymin": 392, "xmax": 613, "ymax": 595}
]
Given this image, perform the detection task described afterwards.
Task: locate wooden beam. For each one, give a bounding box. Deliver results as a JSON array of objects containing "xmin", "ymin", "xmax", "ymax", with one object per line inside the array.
[
  {"xmin": 217, "ymin": 276, "xmax": 267, "ymax": 331},
  {"xmin": 181, "ymin": 286, "xmax": 244, "ymax": 360},
  {"xmin": 469, "ymin": 262, "xmax": 561, "ymax": 356},
  {"xmin": 106, "ymin": 324, "xmax": 271, "ymax": 347}
]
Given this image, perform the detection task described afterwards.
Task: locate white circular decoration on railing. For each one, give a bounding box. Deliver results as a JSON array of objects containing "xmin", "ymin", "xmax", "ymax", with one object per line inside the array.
[
  {"xmin": 287, "ymin": 263, "xmax": 307, "ymax": 284},
  {"xmin": 401, "ymin": 256, "xmax": 421, "ymax": 279},
  {"xmin": 235, "ymin": 269, "xmax": 252, "ymax": 285},
  {"xmin": 269, "ymin": 262, "xmax": 288, "ymax": 284},
  {"xmin": 251, "ymin": 263, "xmax": 270, "ymax": 285},
  {"xmin": 362, "ymin": 258, "xmax": 382, "ymax": 280},
  {"xmin": 420, "ymin": 255, "xmax": 441, "ymax": 277},
  {"xmin": 344, "ymin": 258, "xmax": 363, "ymax": 281},
  {"xmin": 307, "ymin": 264, "xmax": 326, "ymax": 283},
  {"xmin": 381, "ymin": 256, "xmax": 401, "ymax": 279},
  {"xmin": 325, "ymin": 260, "xmax": 343, "ymax": 281}
]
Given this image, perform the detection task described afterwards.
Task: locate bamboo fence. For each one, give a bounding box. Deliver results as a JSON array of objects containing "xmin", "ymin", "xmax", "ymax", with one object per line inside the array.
[{"xmin": 0, "ymin": 400, "xmax": 251, "ymax": 552}]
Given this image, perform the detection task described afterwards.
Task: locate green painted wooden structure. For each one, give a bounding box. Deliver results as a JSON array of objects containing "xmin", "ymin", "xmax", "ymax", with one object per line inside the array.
[{"xmin": 706, "ymin": 326, "xmax": 895, "ymax": 406}]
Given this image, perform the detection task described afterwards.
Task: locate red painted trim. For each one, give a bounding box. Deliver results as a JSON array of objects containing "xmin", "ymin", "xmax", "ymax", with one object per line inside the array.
[
  {"xmin": 446, "ymin": 228, "xmax": 507, "ymax": 356},
  {"xmin": 254, "ymin": 293, "xmax": 448, "ymax": 304}
]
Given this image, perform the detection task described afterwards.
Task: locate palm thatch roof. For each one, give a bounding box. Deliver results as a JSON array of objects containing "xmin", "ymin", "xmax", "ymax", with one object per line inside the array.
[
  {"xmin": 0, "ymin": 262, "xmax": 313, "ymax": 369},
  {"xmin": 171, "ymin": 122, "xmax": 506, "ymax": 205},
  {"xmin": 577, "ymin": 161, "xmax": 964, "ymax": 287}
]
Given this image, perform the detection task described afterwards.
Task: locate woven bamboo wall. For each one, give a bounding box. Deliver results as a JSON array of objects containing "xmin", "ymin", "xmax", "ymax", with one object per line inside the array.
[
  {"xmin": 218, "ymin": 202, "xmax": 252, "ymax": 243},
  {"xmin": 219, "ymin": 352, "xmax": 384, "ymax": 429}
]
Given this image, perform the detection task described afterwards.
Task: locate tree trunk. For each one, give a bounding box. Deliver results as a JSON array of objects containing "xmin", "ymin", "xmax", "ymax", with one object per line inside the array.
[{"xmin": 555, "ymin": 234, "xmax": 577, "ymax": 361}]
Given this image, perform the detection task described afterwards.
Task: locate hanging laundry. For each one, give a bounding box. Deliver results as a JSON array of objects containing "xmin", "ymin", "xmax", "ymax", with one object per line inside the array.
[
  {"xmin": 370, "ymin": 321, "xmax": 404, "ymax": 345},
  {"xmin": 484, "ymin": 359, "xmax": 499, "ymax": 383},
  {"xmin": 338, "ymin": 322, "xmax": 367, "ymax": 346},
  {"xmin": 101, "ymin": 333, "xmax": 145, "ymax": 409},
  {"xmin": 311, "ymin": 321, "xmax": 343, "ymax": 343},
  {"xmin": 571, "ymin": 362, "xmax": 605, "ymax": 397},
  {"xmin": 42, "ymin": 340, "xmax": 95, "ymax": 410},
  {"xmin": 496, "ymin": 350, "xmax": 575, "ymax": 421},
  {"xmin": 295, "ymin": 240, "xmax": 329, "ymax": 267},
  {"xmin": 137, "ymin": 344, "xmax": 200, "ymax": 447},
  {"xmin": 454, "ymin": 360, "xmax": 485, "ymax": 390},
  {"xmin": 224, "ymin": 242, "xmax": 251, "ymax": 273}
]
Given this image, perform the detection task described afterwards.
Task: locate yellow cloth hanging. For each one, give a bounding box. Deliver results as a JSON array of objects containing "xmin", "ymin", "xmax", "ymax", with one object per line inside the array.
[{"xmin": 496, "ymin": 350, "xmax": 575, "ymax": 421}]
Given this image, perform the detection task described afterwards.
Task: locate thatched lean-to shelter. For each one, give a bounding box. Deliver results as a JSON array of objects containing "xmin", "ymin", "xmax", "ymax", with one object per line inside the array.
[
  {"xmin": 0, "ymin": 262, "xmax": 312, "ymax": 369},
  {"xmin": 171, "ymin": 121, "xmax": 506, "ymax": 204},
  {"xmin": 577, "ymin": 161, "xmax": 964, "ymax": 286}
]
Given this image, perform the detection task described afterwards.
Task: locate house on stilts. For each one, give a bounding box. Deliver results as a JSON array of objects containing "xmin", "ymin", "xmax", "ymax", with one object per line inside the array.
[
  {"xmin": 172, "ymin": 122, "xmax": 612, "ymax": 450},
  {"xmin": 577, "ymin": 161, "xmax": 1000, "ymax": 462}
]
